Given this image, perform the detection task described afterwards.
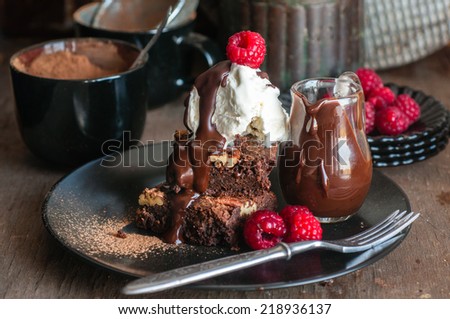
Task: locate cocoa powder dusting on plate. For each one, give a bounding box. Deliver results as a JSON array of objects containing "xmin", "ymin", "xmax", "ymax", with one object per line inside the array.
[
  {"xmin": 50, "ymin": 197, "xmax": 172, "ymax": 260},
  {"xmin": 76, "ymin": 216, "xmax": 169, "ymax": 259}
]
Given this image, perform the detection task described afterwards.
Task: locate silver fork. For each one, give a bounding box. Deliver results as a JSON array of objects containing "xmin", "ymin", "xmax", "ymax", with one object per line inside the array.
[{"xmin": 122, "ymin": 210, "xmax": 419, "ymax": 295}]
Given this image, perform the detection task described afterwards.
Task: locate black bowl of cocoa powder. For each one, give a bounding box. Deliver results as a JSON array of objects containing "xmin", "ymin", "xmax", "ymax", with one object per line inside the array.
[{"xmin": 10, "ymin": 37, "xmax": 149, "ymax": 166}]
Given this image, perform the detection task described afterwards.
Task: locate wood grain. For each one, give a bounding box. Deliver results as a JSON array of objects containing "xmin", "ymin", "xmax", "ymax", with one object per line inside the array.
[{"xmin": 0, "ymin": 38, "xmax": 449, "ymax": 299}]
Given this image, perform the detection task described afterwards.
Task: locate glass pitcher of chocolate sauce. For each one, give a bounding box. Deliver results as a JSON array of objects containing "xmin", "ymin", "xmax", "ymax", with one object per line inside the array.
[{"xmin": 279, "ymin": 72, "xmax": 372, "ymax": 223}]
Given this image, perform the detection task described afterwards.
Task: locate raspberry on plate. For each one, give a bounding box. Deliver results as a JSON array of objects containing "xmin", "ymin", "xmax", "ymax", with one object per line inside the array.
[
  {"xmin": 375, "ymin": 106, "xmax": 409, "ymax": 135},
  {"xmin": 226, "ymin": 31, "xmax": 266, "ymax": 69},
  {"xmin": 367, "ymin": 86, "xmax": 396, "ymax": 110},
  {"xmin": 364, "ymin": 99, "xmax": 375, "ymax": 134},
  {"xmin": 243, "ymin": 210, "xmax": 286, "ymax": 250},
  {"xmin": 392, "ymin": 94, "xmax": 421, "ymax": 125},
  {"xmin": 280, "ymin": 206, "xmax": 322, "ymax": 243},
  {"xmin": 353, "ymin": 67, "xmax": 423, "ymax": 137},
  {"xmin": 355, "ymin": 68, "xmax": 383, "ymax": 97}
]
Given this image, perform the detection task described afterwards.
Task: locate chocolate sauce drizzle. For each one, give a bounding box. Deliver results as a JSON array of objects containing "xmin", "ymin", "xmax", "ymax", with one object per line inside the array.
[
  {"xmin": 279, "ymin": 89, "xmax": 372, "ymax": 218},
  {"xmin": 163, "ymin": 61, "xmax": 232, "ymax": 244}
]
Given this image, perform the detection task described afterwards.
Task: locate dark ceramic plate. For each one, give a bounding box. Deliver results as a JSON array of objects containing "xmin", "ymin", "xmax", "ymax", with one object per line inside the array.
[
  {"xmin": 369, "ymin": 121, "xmax": 449, "ymax": 155},
  {"xmin": 371, "ymin": 132, "xmax": 449, "ymax": 160},
  {"xmin": 42, "ymin": 143, "xmax": 412, "ymax": 290},
  {"xmin": 372, "ymin": 137, "xmax": 448, "ymax": 167},
  {"xmin": 366, "ymin": 84, "xmax": 449, "ymax": 145},
  {"xmin": 370, "ymin": 121, "xmax": 449, "ymax": 167}
]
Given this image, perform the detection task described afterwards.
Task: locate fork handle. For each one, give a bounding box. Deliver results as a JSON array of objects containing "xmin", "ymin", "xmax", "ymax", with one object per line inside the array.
[{"xmin": 122, "ymin": 241, "xmax": 318, "ymax": 295}]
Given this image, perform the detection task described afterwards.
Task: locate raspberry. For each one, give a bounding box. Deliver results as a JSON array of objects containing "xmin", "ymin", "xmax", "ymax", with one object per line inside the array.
[
  {"xmin": 226, "ymin": 31, "xmax": 266, "ymax": 69},
  {"xmin": 280, "ymin": 206, "xmax": 322, "ymax": 243},
  {"xmin": 279, "ymin": 205, "xmax": 305, "ymax": 220},
  {"xmin": 392, "ymin": 94, "xmax": 421, "ymax": 125},
  {"xmin": 355, "ymin": 68, "xmax": 383, "ymax": 97},
  {"xmin": 243, "ymin": 210, "xmax": 286, "ymax": 250},
  {"xmin": 367, "ymin": 86, "xmax": 396, "ymax": 110},
  {"xmin": 364, "ymin": 100, "xmax": 375, "ymax": 134},
  {"xmin": 375, "ymin": 106, "xmax": 409, "ymax": 135},
  {"xmin": 367, "ymin": 96, "xmax": 387, "ymax": 111}
]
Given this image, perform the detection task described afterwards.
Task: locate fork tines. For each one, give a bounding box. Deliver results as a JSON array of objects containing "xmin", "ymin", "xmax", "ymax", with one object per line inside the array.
[{"xmin": 349, "ymin": 210, "xmax": 420, "ymax": 247}]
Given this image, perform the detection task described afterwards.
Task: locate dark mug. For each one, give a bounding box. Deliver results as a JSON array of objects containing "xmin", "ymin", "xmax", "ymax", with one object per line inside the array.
[
  {"xmin": 73, "ymin": 2, "xmax": 223, "ymax": 107},
  {"xmin": 10, "ymin": 38, "xmax": 148, "ymax": 166}
]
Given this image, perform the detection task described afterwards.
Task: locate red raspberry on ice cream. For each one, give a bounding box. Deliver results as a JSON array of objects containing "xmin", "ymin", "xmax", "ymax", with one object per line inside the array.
[{"xmin": 226, "ymin": 31, "xmax": 266, "ymax": 69}]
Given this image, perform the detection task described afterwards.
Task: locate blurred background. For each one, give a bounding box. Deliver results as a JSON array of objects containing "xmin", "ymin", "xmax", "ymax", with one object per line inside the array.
[{"xmin": 1, "ymin": 0, "xmax": 449, "ymax": 91}]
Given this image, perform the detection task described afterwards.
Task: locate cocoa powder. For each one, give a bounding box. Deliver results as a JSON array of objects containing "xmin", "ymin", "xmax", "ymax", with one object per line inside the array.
[{"xmin": 26, "ymin": 50, "xmax": 120, "ymax": 80}]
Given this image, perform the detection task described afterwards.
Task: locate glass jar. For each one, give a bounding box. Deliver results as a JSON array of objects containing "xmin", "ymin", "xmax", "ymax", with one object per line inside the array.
[{"xmin": 278, "ymin": 72, "xmax": 372, "ymax": 222}]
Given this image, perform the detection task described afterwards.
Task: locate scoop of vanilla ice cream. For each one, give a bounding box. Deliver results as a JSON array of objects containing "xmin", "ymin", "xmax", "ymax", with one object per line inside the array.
[{"xmin": 185, "ymin": 63, "xmax": 289, "ymax": 146}]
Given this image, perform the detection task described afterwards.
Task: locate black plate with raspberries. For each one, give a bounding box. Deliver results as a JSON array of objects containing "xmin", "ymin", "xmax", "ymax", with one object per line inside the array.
[
  {"xmin": 366, "ymin": 90, "xmax": 448, "ymax": 167},
  {"xmin": 280, "ymin": 69, "xmax": 449, "ymax": 168}
]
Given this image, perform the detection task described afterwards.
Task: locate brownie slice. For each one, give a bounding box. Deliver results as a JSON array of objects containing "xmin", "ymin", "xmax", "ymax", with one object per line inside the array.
[
  {"xmin": 136, "ymin": 187, "xmax": 277, "ymax": 248},
  {"xmin": 183, "ymin": 191, "xmax": 278, "ymax": 248},
  {"xmin": 204, "ymin": 136, "xmax": 277, "ymax": 197},
  {"xmin": 136, "ymin": 136, "xmax": 279, "ymax": 248},
  {"xmin": 136, "ymin": 186, "xmax": 170, "ymax": 234}
]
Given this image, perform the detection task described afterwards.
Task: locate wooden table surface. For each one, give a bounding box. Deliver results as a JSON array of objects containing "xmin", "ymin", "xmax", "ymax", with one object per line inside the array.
[{"xmin": 1, "ymin": 38, "xmax": 449, "ymax": 299}]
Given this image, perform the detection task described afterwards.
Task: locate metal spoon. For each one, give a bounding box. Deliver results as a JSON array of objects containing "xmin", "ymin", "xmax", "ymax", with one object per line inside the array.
[
  {"xmin": 167, "ymin": 0, "xmax": 186, "ymax": 27},
  {"xmin": 130, "ymin": 6, "xmax": 173, "ymax": 69},
  {"xmin": 90, "ymin": 0, "xmax": 113, "ymax": 27},
  {"xmin": 170, "ymin": 0, "xmax": 198, "ymax": 27},
  {"xmin": 91, "ymin": 0, "xmax": 184, "ymax": 29}
]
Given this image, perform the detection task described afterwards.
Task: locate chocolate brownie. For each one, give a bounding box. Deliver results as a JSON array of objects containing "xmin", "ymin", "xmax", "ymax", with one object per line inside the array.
[
  {"xmin": 183, "ymin": 191, "xmax": 277, "ymax": 248},
  {"xmin": 136, "ymin": 188, "xmax": 277, "ymax": 248},
  {"xmin": 204, "ymin": 136, "xmax": 277, "ymax": 197},
  {"xmin": 136, "ymin": 134, "xmax": 280, "ymax": 248},
  {"xmin": 136, "ymin": 186, "xmax": 171, "ymax": 234}
]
